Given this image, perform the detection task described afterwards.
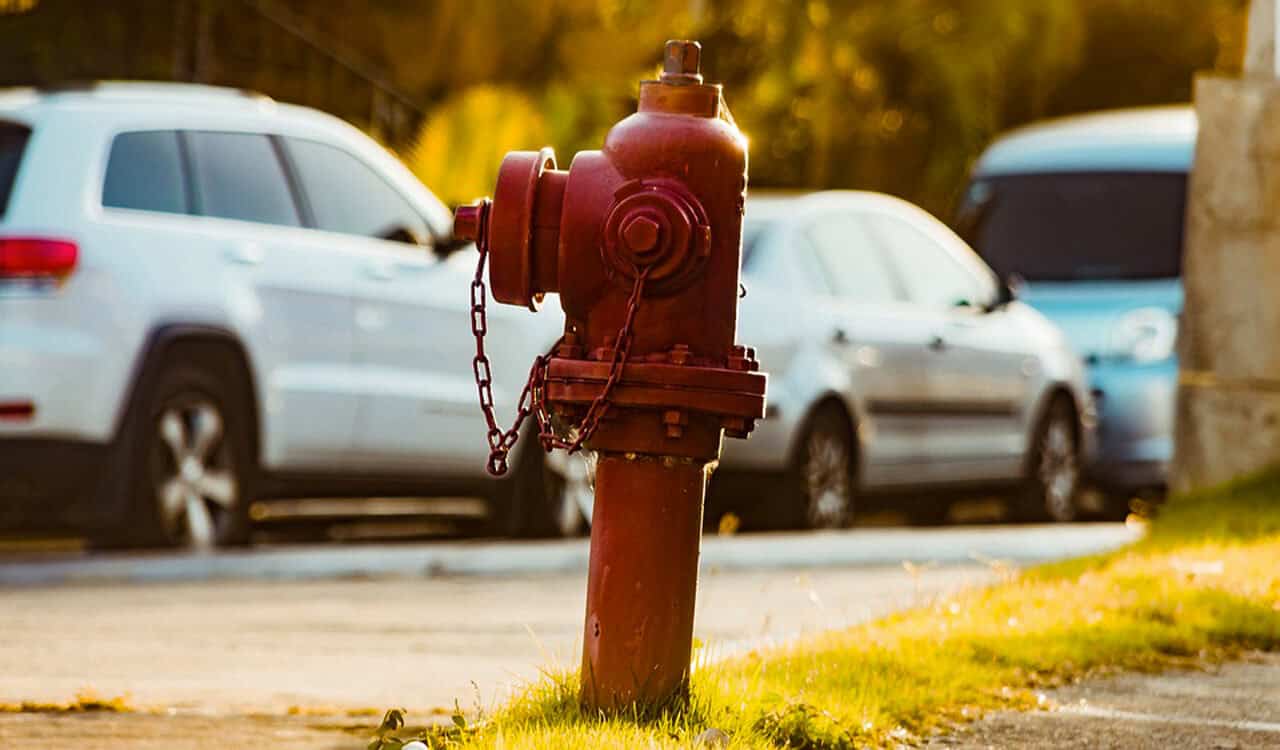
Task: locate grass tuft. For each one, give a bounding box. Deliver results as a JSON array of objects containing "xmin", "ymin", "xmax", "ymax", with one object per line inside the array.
[{"xmin": 374, "ymin": 469, "xmax": 1280, "ymax": 749}]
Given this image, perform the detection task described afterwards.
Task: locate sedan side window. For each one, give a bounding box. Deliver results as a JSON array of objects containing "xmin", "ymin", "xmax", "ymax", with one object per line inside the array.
[
  {"xmin": 284, "ymin": 137, "xmax": 429, "ymax": 245},
  {"xmin": 102, "ymin": 131, "xmax": 188, "ymax": 215},
  {"xmin": 185, "ymin": 131, "xmax": 301, "ymax": 227},
  {"xmin": 804, "ymin": 212, "xmax": 901, "ymax": 303},
  {"xmin": 866, "ymin": 213, "xmax": 984, "ymax": 309}
]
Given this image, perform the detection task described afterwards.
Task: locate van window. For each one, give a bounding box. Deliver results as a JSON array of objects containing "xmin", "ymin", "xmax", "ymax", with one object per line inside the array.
[
  {"xmin": 0, "ymin": 122, "xmax": 30, "ymax": 218},
  {"xmin": 283, "ymin": 138, "xmax": 427, "ymax": 244},
  {"xmin": 102, "ymin": 131, "xmax": 188, "ymax": 215},
  {"xmin": 186, "ymin": 131, "xmax": 300, "ymax": 227},
  {"xmin": 962, "ymin": 172, "xmax": 1186, "ymax": 282}
]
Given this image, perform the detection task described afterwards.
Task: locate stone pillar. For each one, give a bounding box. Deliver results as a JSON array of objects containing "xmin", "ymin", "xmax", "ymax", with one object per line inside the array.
[
  {"xmin": 1174, "ymin": 2, "xmax": 1280, "ymax": 492},
  {"xmin": 1175, "ymin": 75, "xmax": 1280, "ymax": 492},
  {"xmin": 1244, "ymin": 0, "xmax": 1277, "ymax": 75}
]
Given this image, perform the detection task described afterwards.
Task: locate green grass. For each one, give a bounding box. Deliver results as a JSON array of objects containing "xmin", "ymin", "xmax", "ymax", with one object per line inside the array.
[{"xmin": 373, "ymin": 472, "xmax": 1280, "ymax": 749}]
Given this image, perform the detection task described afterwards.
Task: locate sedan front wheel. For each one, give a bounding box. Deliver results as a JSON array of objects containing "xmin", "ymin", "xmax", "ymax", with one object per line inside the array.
[
  {"xmin": 1017, "ymin": 398, "xmax": 1081, "ymax": 523},
  {"xmin": 789, "ymin": 406, "xmax": 857, "ymax": 530}
]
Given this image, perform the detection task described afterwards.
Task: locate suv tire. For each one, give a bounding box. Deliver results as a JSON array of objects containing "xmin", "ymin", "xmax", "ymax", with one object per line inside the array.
[
  {"xmin": 98, "ymin": 356, "xmax": 252, "ymax": 549},
  {"xmin": 489, "ymin": 441, "xmax": 586, "ymax": 539}
]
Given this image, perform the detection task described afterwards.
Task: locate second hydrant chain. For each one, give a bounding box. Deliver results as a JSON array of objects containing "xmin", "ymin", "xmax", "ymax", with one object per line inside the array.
[{"xmin": 469, "ymin": 235, "xmax": 648, "ymax": 476}]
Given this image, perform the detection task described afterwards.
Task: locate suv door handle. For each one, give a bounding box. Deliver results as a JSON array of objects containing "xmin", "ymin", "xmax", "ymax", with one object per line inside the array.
[
  {"xmin": 224, "ymin": 244, "xmax": 264, "ymax": 266},
  {"xmin": 928, "ymin": 335, "xmax": 946, "ymax": 352},
  {"xmin": 364, "ymin": 260, "xmax": 396, "ymax": 281}
]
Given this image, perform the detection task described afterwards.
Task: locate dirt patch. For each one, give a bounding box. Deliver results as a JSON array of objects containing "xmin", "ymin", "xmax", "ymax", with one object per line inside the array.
[{"xmin": 0, "ymin": 711, "xmax": 369, "ymax": 750}]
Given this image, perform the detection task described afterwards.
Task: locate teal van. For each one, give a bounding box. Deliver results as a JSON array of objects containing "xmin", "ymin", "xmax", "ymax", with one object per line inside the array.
[{"xmin": 959, "ymin": 107, "xmax": 1195, "ymax": 508}]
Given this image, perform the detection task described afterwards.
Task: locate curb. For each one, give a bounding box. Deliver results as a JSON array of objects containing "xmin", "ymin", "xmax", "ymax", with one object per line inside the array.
[{"xmin": 0, "ymin": 524, "xmax": 1139, "ymax": 587}]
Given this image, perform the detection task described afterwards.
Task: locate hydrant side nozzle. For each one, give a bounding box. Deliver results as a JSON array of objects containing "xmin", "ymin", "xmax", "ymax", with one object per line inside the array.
[{"xmin": 489, "ymin": 148, "xmax": 561, "ymax": 310}]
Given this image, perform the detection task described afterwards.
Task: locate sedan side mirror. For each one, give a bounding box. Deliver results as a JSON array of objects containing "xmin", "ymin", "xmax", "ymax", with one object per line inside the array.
[{"xmin": 989, "ymin": 274, "xmax": 1023, "ymax": 311}]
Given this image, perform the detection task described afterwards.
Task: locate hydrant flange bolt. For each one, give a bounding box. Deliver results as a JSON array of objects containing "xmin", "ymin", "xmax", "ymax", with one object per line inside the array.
[
  {"xmin": 557, "ymin": 332, "xmax": 584, "ymax": 359},
  {"xmin": 663, "ymin": 409, "xmax": 687, "ymax": 438}
]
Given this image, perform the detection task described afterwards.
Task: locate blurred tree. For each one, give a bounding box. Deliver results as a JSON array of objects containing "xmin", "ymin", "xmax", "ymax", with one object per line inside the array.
[
  {"xmin": 0, "ymin": 0, "xmax": 1252, "ymax": 215},
  {"xmin": 1045, "ymin": 0, "xmax": 1249, "ymax": 115},
  {"xmin": 693, "ymin": 0, "xmax": 1085, "ymax": 212}
]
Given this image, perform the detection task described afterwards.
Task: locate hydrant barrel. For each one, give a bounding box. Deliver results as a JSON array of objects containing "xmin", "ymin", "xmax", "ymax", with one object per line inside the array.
[{"xmin": 582, "ymin": 455, "xmax": 706, "ymax": 710}]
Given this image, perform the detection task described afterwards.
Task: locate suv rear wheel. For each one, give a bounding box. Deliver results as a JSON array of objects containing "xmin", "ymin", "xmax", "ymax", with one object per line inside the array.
[
  {"xmin": 107, "ymin": 358, "xmax": 252, "ymax": 549},
  {"xmin": 490, "ymin": 440, "xmax": 587, "ymax": 539}
]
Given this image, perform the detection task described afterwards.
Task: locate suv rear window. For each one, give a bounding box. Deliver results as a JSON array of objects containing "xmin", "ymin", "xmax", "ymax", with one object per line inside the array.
[
  {"xmin": 0, "ymin": 122, "xmax": 31, "ymax": 218},
  {"xmin": 960, "ymin": 172, "xmax": 1186, "ymax": 282},
  {"xmin": 102, "ymin": 131, "xmax": 189, "ymax": 215}
]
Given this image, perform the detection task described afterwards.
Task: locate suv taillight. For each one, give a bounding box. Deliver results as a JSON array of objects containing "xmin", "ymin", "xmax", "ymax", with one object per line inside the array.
[{"xmin": 0, "ymin": 237, "xmax": 78, "ymax": 280}]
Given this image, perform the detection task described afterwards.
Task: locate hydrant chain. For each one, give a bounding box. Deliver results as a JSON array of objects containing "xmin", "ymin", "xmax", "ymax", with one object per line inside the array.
[
  {"xmin": 469, "ymin": 226, "xmax": 649, "ymax": 475},
  {"xmin": 470, "ymin": 227, "xmax": 546, "ymax": 476},
  {"xmin": 538, "ymin": 265, "xmax": 649, "ymax": 455}
]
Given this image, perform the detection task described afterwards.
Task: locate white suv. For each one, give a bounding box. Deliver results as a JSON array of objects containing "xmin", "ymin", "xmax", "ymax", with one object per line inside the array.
[{"xmin": 0, "ymin": 83, "xmax": 574, "ymax": 549}]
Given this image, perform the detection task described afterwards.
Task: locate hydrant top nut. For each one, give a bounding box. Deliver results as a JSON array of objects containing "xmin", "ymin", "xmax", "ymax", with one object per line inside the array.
[{"xmin": 662, "ymin": 40, "xmax": 703, "ymax": 84}]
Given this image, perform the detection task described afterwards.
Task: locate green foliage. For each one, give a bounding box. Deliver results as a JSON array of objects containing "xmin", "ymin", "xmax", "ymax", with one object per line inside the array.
[
  {"xmin": 1145, "ymin": 467, "xmax": 1280, "ymax": 547},
  {"xmin": 395, "ymin": 0, "xmax": 1248, "ymax": 214}
]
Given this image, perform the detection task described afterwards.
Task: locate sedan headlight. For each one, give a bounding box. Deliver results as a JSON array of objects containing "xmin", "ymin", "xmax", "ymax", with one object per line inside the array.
[{"xmin": 1110, "ymin": 307, "xmax": 1177, "ymax": 363}]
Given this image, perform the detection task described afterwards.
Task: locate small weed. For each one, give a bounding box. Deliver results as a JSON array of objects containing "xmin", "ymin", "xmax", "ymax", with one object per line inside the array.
[{"xmin": 0, "ymin": 689, "xmax": 133, "ymax": 714}]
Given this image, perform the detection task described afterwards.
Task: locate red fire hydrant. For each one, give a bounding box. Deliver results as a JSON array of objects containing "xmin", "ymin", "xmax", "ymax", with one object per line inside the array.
[{"xmin": 454, "ymin": 40, "xmax": 766, "ymax": 712}]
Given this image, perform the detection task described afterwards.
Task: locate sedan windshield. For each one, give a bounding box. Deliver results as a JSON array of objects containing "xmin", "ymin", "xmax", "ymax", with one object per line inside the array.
[{"xmin": 960, "ymin": 172, "xmax": 1187, "ymax": 282}]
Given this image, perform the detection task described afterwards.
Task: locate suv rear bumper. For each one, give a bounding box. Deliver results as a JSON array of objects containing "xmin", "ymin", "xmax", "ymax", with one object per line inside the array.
[{"xmin": 0, "ymin": 438, "xmax": 111, "ymax": 530}]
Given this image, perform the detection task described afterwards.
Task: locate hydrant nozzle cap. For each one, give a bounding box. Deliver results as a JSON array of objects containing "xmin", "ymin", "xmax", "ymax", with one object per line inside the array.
[
  {"xmin": 662, "ymin": 40, "xmax": 703, "ymax": 84},
  {"xmin": 453, "ymin": 200, "xmax": 489, "ymax": 245}
]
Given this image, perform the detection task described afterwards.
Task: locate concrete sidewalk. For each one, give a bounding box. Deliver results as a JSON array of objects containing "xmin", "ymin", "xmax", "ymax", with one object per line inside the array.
[{"xmin": 928, "ymin": 653, "xmax": 1280, "ymax": 749}]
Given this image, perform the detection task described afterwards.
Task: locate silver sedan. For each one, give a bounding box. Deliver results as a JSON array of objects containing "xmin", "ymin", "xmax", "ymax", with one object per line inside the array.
[{"xmin": 714, "ymin": 191, "xmax": 1097, "ymax": 528}]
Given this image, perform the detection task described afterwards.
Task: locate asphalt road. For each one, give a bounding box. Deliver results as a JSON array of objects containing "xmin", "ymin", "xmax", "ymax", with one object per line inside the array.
[
  {"xmin": 0, "ymin": 523, "xmax": 1136, "ymax": 719},
  {"xmin": 928, "ymin": 654, "xmax": 1280, "ymax": 749}
]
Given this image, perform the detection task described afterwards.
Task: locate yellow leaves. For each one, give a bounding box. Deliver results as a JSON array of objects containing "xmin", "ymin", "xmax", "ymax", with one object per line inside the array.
[
  {"xmin": 405, "ymin": 87, "xmax": 548, "ymax": 208},
  {"xmin": 806, "ymin": 1, "xmax": 830, "ymax": 30},
  {"xmin": 0, "ymin": 0, "xmax": 37, "ymax": 15}
]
